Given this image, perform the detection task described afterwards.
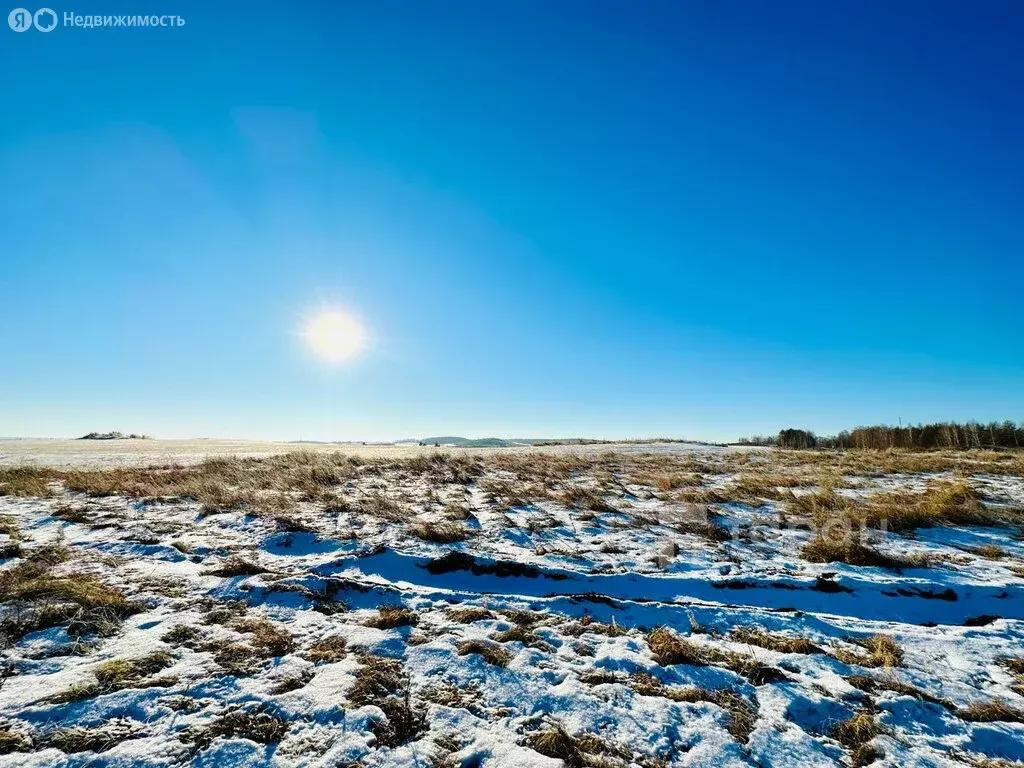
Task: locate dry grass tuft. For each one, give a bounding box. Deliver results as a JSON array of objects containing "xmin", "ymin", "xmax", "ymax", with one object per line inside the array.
[
  {"xmin": 303, "ymin": 635, "xmax": 348, "ymax": 664},
  {"xmin": 411, "ymin": 520, "xmax": 473, "ymax": 543},
  {"xmin": 648, "ymin": 473, "xmax": 703, "ymax": 492},
  {"xmin": 563, "ymin": 616, "xmax": 628, "ymax": 638},
  {"xmin": 526, "ymin": 723, "xmax": 635, "ymax": 767},
  {"xmin": 629, "ymin": 672, "xmax": 756, "ymax": 742},
  {"xmin": 560, "ymin": 487, "xmax": 619, "ymax": 513},
  {"xmin": 187, "ymin": 705, "xmax": 289, "ymax": 750},
  {"xmin": 646, "ymin": 627, "xmax": 707, "ymax": 667},
  {"xmin": 646, "ymin": 627, "xmax": 785, "ymax": 685},
  {"xmin": 493, "ymin": 625, "xmax": 552, "ymax": 650},
  {"xmin": 445, "ymin": 606, "xmax": 495, "ymax": 624},
  {"xmin": 831, "ymin": 711, "xmax": 882, "ymax": 766},
  {"xmin": 731, "ymin": 627, "xmax": 822, "ymax": 655},
  {"xmin": 51, "ymin": 503, "xmax": 92, "ymax": 524},
  {"xmin": 419, "ymin": 679, "xmax": 487, "ymax": 718},
  {"xmin": 958, "ymin": 700, "xmax": 1024, "ymax": 724},
  {"xmin": 232, "ymin": 618, "xmax": 295, "ymax": 657},
  {"xmin": 364, "ymin": 604, "xmax": 419, "ymax": 629},
  {"xmin": 786, "ymin": 487, "xmax": 851, "ymax": 519},
  {"xmin": 725, "ymin": 475, "xmax": 803, "ymax": 504},
  {"xmin": 846, "ymin": 674, "xmax": 952, "ymax": 708},
  {"xmin": 51, "ymin": 650, "xmax": 177, "ymax": 703},
  {"xmin": 457, "ymin": 639, "xmax": 512, "ymax": 667},
  {"xmin": 968, "ymin": 544, "xmax": 1008, "ymax": 560},
  {"xmin": 801, "ymin": 536, "xmax": 924, "ymax": 569},
  {"xmin": 0, "ymin": 726, "xmax": 32, "ymax": 754},
  {"xmin": 42, "ymin": 720, "xmax": 142, "ymax": 753},
  {"xmin": 834, "ymin": 634, "xmax": 904, "ymax": 668},
  {"xmin": 526, "ymin": 724, "xmax": 590, "ymax": 767},
  {"xmin": 1002, "ymin": 658, "xmax": 1024, "ymax": 694},
  {"xmin": 348, "ymin": 654, "xmax": 427, "ymax": 747},
  {"xmin": 0, "ymin": 467, "xmax": 54, "ymax": 498},
  {"xmin": 864, "ymin": 481, "xmax": 1011, "ymax": 531},
  {"xmin": 0, "ymin": 554, "xmax": 139, "ymax": 644},
  {"xmin": 578, "ymin": 669, "xmax": 625, "ymax": 686},
  {"xmin": 205, "ymin": 555, "xmax": 271, "ymax": 577}
]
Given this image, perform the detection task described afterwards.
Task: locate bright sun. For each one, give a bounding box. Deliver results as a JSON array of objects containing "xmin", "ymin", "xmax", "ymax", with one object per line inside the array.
[{"xmin": 303, "ymin": 309, "xmax": 367, "ymax": 363}]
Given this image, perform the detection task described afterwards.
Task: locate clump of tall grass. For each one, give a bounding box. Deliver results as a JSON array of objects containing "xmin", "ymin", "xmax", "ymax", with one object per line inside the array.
[
  {"xmin": 348, "ymin": 654, "xmax": 427, "ymax": 747},
  {"xmin": 186, "ymin": 705, "xmax": 289, "ymax": 750},
  {"xmin": 629, "ymin": 672, "xmax": 757, "ymax": 742},
  {"xmin": 830, "ymin": 710, "xmax": 882, "ymax": 766},
  {"xmin": 646, "ymin": 627, "xmax": 785, "ymax": 685},
  {"xmin": 303, "ymin": 635, "xmax": 348, "ymax": 664},
  {"xmin": 411, "ymin": 520, "xmax": 473, "ymax": 543},
  {"xmin": 458, "ymin": 639, "xmax": 512, "ymax": 667},
  {"xmin": 527, "ymin": 723, "xmax": 636, "ymax": 767},
  {"xmin": 731, "ymin": 627, "xmax": 822, "ymax": 655},
  {"xmin": 801, "ymin": 535, "xmax": 925, "ymax": 569},
  {"xmin": 863, "ymin": 481, "xmax": 1006, "ymax": 530},
  {"xmin": 0, "ymin": 467, "xmax": 54, "ymax": 498},
  {"xmin": 957, "ymin": 699, "xmax": 1024, "ymax": 724},
  {"xmin": 833, "ymin": 634, "xmax": 904, "ymax": 668},
  {"xmin": 50, "ymin": 651, "xmax": 177, "ymax": 703},
  {"xmin": 364, "ymin": 604, "xmax": 418, "ymax": 629}
]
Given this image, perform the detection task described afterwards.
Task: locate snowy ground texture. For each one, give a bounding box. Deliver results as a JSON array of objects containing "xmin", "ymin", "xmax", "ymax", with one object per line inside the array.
[{"xmin": 1, "ymin": 444, "xmax": 1024, "ymax": 767}]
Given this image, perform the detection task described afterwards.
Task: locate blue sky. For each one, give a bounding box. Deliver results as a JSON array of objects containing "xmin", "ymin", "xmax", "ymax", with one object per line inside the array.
[{"xmin": 1, "ymin": 1, "xmax": 1021, "ymax": 442}]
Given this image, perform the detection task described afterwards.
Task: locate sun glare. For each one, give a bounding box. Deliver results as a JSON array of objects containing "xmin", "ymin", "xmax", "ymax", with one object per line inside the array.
[{"xmin": 303, "ymin": 309, "xmax": 367, "ymax": 363}]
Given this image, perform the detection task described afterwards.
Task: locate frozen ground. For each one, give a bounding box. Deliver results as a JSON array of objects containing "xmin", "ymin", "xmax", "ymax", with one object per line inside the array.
[
  {"xmin": 1, "ymin": 446, "xmax": 1023, "ymax": 767},
  {"xmin": 0, "ymin": 439, "xmax": 732, "ymax": 470}
]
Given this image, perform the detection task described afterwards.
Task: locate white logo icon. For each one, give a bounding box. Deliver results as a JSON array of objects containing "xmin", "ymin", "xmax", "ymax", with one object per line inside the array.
[
  {"xmin": 8, "ymin": 7, "xmax": 31, "ymax": 30},
  {"xmin": 8, "ymin": 7, "xmax": 57, "ymax": 31},
  {"xmin": 33, "ymin": 7, "xmax": 55, "ymax": 30}
]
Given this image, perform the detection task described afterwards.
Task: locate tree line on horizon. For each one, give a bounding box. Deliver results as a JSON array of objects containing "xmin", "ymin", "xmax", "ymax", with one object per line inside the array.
[{"xmin": 738, "ymin": 421, "xmax": 1024, "ymax": 450}]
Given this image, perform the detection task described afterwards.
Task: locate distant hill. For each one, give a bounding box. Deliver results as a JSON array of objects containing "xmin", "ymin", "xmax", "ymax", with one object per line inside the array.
[
  {"xmin": 414, "ymin": 436, "xmax": 562, "ymax": 447},
  {"xmin": 418, "ymin": 436, "xmax": 472, "ymax": 445},
  {"xmin": 79, "ymin": 431, "xmax": 151, "ymax": 440},
  {"xmin": 402, "ymin": 436, "xmax": 708, "ymax": 447}
]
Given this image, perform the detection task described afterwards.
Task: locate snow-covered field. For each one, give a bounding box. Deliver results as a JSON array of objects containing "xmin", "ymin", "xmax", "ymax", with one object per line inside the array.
[{"xmin": 1, "ymin": 445, "xmax": 1023, "ymax": 767}]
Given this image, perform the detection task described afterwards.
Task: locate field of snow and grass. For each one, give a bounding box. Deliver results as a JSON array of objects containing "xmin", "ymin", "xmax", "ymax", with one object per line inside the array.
[{"xmin": 1, "ymin": 443, "xmax": 1023, "ymax": 767}]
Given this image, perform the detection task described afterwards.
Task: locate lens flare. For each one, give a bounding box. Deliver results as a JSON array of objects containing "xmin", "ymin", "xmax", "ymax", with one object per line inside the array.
[{"xmin": 303, "ymin": 309, "xmax": 367, "ymax": 363}]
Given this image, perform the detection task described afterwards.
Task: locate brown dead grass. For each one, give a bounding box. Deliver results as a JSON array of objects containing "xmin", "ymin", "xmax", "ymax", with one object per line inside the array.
[
  {"xmin": 801, "ymin": 536, "xmax": 926, "ymax": 569},
  {"xmin": 457, "ymin": 639, "xmax": 512, "ymax": 667},
  {"xmin": 364, "ymin": 604, "xmax": 419, "ymax": 629},
  {"xmin": 348, "ymin": 654, "xmax": 427, "ymax": 747},
  {"xmin": 526, "ymin": 723, "xmax": 636, "ymax": 767},
  {"xmin": 186, "ymin": 705, "xmax": 289, "ymax": 750},
  {"xmin": 958, "ymin": 700, "xmax": 1024, "ymax": 724},
  {"xmin": 445, "ymin": 607, "xmax": 496, "ymax": 624},
  {"xmin": 50, "ymin": 650, "xmax": 177, "ymax": 703},
  {"xmin": 231, "ymin": 618, "xmax": 295, "ymax": 657},
  {"xmin": 629, "ymin": 672, "xmax": 756, "ymax": 742},
  {"xmin": 303, "ymin": 635, "xmax": 348, "ymax": 664},
  {"xmin": 730, "ymin": 627, "xmax": 822, "ymax": 655},
  {"xmin": 0, "ymin": 467, "xmax": 54, "ymax": 498},
  {"xmin": 411, "ymin": 520, "xmax": 474, "ymax": 543},
  {"xmin": 833, "ymin": 634, "xmax": 904, "ymax": 668},
  {"xmin": 863, "ymin": 481, "xmax": 1012, "ymax": 531},
  {"xmin": 646, "ymin": 627, "xmax": 785, "ymax": 685},
  {"xmin": 831, "ymin": 710, "xmax": 882, "ymax": 766},
  {"xmin": 846, "ymin": 674, "xmax": 953, "ymax": 708},
  {"xmin": 0, "ymin": 726, "xmax": 31, "ymax": 754}
]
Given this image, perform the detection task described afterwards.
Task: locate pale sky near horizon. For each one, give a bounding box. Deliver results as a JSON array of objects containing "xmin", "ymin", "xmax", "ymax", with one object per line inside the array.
[{"xmin": 1, "ymin": 1, "xmax": 1022, "ymax": 443}]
